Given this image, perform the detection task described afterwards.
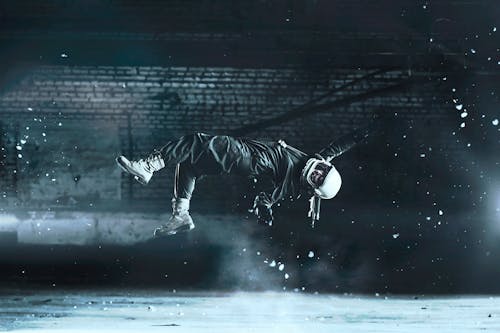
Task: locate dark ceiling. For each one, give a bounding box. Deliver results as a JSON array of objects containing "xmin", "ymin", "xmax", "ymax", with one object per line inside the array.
[{"xmin": 0, "ymin": 0, "xmax": 498, "ymax": 68}]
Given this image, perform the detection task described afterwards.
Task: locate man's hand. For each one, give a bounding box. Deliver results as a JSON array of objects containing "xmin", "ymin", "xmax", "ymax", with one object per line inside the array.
[
  {"xmin": 254, "ymin": 204, "xmax": 273, "ymax": 226},
  {"xmin": 250, "ymin": 194, "xmax": 274, "ymax": 226}
]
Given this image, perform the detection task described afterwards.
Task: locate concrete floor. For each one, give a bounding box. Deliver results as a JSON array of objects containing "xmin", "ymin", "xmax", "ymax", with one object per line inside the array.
[{"xmin": 1, "ymin": 290, "xmax": 499, "ymax": 332}]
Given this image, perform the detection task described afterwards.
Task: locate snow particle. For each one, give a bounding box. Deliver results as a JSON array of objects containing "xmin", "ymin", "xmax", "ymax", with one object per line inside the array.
[
  {"xmin": 392, "ymin": 233, "xmax": 400, "ymax": 239},
  {"xmin": 308, "ymin": 251, "xmax": 314, "ymax": 258},
  {"xmin": 460, "ymin": 112, "xmax": 468, "ymax": 118},
  {"xmin": 455, "ymin": 104, "xmax": 463, "ymax": 111},
  {"xmin": 278, "ymin": 263, "xmax": 285, "ymax": 271},
  {"xmin": 492, "ymin": 119, "xmax": 499, "ymax": 126},
  {"xmin": 439, "ymin": 210, "xmax": 444, "ymax": 216}
]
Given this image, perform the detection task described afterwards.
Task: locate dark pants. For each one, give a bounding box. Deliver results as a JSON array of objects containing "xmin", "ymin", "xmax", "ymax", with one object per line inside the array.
[{"xmin": 158, "ymin": 133, "xmax": 251, "ymax": 200}]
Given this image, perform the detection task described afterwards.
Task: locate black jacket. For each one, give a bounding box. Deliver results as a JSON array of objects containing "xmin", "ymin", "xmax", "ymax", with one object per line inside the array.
[{"xmin": 246, "ymin": 123, "xmax": 374, "ymax": 208}]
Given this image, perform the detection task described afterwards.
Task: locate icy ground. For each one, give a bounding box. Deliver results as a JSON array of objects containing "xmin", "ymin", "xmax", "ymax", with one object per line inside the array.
[{"xmin": 0, "ymin": 290, "xmax": 499, "ymax": 332}]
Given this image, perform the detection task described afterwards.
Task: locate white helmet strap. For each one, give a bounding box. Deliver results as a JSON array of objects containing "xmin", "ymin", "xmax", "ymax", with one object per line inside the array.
[{"xmin": 308, "ymin": 194, "xmax": 321, "ymax": 228}]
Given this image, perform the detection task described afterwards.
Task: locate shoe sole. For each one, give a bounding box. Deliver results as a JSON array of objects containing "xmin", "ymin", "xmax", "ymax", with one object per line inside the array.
[
  {"xmin": 154, "ymin": 224, "xmax": 195, "ymax": 238},
  {"xmin": 116, "ymin": 157, "xmax": 149, "ymax": 185}
]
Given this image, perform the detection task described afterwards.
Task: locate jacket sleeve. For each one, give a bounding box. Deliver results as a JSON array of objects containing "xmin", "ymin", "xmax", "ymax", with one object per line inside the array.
[{"xmin": 317, "ymin": 122, "xmax": 379, "ymax": 160}]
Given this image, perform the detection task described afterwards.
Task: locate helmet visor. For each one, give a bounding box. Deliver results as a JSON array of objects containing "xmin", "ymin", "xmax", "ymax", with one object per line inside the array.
[{"xmin": 308, "ymin": 162, "xmax": 332, "ymax": 188}]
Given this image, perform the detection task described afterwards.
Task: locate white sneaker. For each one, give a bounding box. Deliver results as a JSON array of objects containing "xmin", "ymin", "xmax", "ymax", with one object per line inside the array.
[
  {"xmin": 116, "ymin": 154, "xmax": 165, "ymax": 185},
  {"xmin": 154, "ymin": 212, "xmax": 195, "ymax": 237}
]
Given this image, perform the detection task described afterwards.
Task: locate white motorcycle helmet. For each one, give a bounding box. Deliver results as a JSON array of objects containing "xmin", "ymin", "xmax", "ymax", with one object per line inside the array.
[{"xmin": 302, "ymin": 158, "xmax": 342, "ymax": 199}]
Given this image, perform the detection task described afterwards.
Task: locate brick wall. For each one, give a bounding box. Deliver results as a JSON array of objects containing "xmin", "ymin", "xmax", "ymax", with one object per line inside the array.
[{"xmin": 0, "ymin": 64, "xmax": 462, "ymax": 212}]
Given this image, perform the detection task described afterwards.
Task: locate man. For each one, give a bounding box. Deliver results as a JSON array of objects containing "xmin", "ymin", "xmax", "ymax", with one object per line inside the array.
[{"xmin": 116, "ymin": 124, "xmax": 375, "ymax": 237}]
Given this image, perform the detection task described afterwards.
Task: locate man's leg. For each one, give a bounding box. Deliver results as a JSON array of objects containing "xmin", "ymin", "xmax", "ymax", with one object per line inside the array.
[
  {"xmin": 154, "ymin": 162, "xmax": 196, "ymax": 237},
  {"xmin": 116, "ymin": 133, "xmax": 211, "ymax": 184},
  {"xmin": 117, "ymin": 133, "xmax": 251, "ymax": 236},
  {"xmin": 158, "ymin": 132, "xmax": 211, "ymax": 166}
]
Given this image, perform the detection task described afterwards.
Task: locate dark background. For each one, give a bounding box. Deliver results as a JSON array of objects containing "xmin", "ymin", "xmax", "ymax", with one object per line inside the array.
[{"xmin": 0, "ymin": 0, "xmax": 499, "ymax": 294}]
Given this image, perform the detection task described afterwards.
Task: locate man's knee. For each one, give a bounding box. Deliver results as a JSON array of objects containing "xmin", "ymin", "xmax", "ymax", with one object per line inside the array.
[
  {"xmin": 209, "ymin": 135, "xmax": 230, "ymax": 150},
  {"xmin": 193, "ymin": 132, "xmax": 209, "ymax": 139},
  {"xmin": 209, "ymin": 135, "xmax": 242, "ymax": 163}
]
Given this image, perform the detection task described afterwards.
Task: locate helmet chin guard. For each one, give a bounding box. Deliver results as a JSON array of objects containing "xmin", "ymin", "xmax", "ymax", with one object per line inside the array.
[{"xmin": 302, "ymin": 158, "xmax": 342, "ymax": 200}]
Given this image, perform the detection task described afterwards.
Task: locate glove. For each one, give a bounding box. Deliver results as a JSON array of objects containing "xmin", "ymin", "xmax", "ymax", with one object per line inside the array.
[
  {"xmin": 250, "ymin": 194, "xmax": 274, "ymax": 226},
  {"xmin": 254, "ymin": 204, "xmax": 273, "ymax": 226}
]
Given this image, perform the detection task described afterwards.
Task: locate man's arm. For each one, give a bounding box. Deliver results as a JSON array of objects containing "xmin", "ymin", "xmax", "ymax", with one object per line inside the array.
[{"xmin": 318, "ymin": 121, "xmax": 380, "ymax": 161}]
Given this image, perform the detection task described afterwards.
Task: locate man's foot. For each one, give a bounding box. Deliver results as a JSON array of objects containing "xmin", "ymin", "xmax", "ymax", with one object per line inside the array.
[
  {"xmin": 154, "ymin": 212, "xmax": 195, "ymax": 237},
  {"xmin": 116, "ymin": 154, "xmax": 164, "ymax": 185}
]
